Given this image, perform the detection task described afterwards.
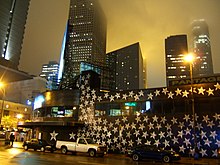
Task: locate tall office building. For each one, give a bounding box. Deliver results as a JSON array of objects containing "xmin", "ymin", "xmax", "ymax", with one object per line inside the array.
[
  {"xmin": 165, "ymin": 35, "xmax": 189, "ymax": 86},
  {"xmin": 191, "ymin": 19, "xmax": 213, "ymax": 77},
  {"xmin": 106, "ymin": 42, "xmax": 145, "ymax": 90},
  {"xmin": 0, "ymin": 0, "xmax": 30, "ymax": 69},
  {"xmin": 39, "ymin": 61, "xmax": 59, "ymax": 90},
  {"xmin": 60, "ymin": 0, "xmax": 107, "ymax": 89}
]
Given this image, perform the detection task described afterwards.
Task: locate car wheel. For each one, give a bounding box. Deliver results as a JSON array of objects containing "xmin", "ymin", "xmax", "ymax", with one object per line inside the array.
[
  {"xmin": 61, "ymin": 146, "xmax": 67, "ymax": 154},
  {"xmin": 24, "ymin": 145, "xmax": 28, "ymax": 151},
  {"xmin": 163, "ymin": 155, "xmax": 170, "ymax": 163},
  {"xmin": 89, "ymin": 149, "xmax": 96, "ymax": 157},
  {"xmin": 132, "ymin": 154, "xmax": 140, "ymax": 161},
  {"xmin": 40, "ymin": 147, "xmax": 45, "ymax": 152}
]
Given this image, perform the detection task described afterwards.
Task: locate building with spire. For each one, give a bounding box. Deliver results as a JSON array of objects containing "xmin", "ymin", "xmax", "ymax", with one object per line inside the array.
[{"xmin": 59, "ymin": 0, "xmax": 107, "ymax": 89}]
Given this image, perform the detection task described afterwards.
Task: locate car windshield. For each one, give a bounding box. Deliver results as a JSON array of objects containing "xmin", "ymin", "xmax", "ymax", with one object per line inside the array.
[{"xmin": 86, "ymin": 138, "xmax": 96, "ymax": 144}]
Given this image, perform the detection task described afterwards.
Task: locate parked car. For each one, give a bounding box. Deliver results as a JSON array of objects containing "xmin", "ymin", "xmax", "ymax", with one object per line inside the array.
[
  {"xmin": 23, "ymin": 139, "xmax": 55, "ymax": 152},
  {"xmin": 128, "ymin": 145, "xmax": 181, "ymax": 163},
  {"xmin": 56, "ymin": 137, "xmax": 107, "ymax": 157}
]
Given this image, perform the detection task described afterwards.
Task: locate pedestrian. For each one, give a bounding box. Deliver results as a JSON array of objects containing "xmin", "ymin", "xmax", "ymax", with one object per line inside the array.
[{"xmin": 9, "ymin": 133, "xmax": 15, "ymax": 147}]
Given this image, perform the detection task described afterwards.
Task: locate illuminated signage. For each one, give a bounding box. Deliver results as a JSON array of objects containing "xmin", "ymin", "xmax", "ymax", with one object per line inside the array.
[{"xmin": 125, "ymin": 102, "xmax": 137, "ymax": 107}]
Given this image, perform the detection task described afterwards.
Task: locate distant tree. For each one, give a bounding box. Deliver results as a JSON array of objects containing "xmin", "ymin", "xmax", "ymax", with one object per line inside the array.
[{"xmin": 1, "ymin": 116, "xmax": 18, "ymax": 130}]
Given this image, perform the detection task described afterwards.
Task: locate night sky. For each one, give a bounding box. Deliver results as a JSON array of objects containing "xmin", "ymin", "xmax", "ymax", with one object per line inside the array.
[{"xmin": 19, "ymin": 0, "xmax": 220, "ymax": 88}]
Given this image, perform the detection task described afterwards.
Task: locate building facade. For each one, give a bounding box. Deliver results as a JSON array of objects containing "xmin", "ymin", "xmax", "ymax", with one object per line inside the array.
[
  {"xmin": 39, "ymin": 61, "xmax": 59, "ymax": 90},
  {"xmin": 165, "ymin": 35, "xmax": 189, "ymax": 86},
  {"xmin": 106, "ymin": 42, "xmax": 145, "ymax": 90},
  {"xmin": 191, "ymin": 19, "xmax": 213, "ymax": 77},
  {"xmin": 60, "ymin": 0, "xmax": 107, "ymax": 89},
  {"xmin": 0, "ymin": 0, "xmax": 30, "ymax": 69}
]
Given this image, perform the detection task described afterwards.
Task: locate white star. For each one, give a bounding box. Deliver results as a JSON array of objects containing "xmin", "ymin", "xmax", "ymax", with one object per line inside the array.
[
  {"xmin": 154, "ymin": 139, "xmax": 160, "ymax": 147},
  {"xmin": 154, "ymin": 90, "xmax": 160, "ymax": 96},
  {"xmin": 164, "ymin": 140, "xmax": 170, "ymax": 147},
  {"xmin": 109, "ymin": 95, "xmax": 115, "ymax": 102},
  {"xmin": 125, "ymin": 123, "xmax": 130, "ymax": 129},
  {"xmin": 172, "ymin": 137, "xmax": 178, "ymax": 144},
  {"xmin": 131, "ymin": 122, "xmax": 136, "ymax": 129},
  {"xmin": 207, "ymin": 120, "xmax": 215, "ymax": 128},
  {"xmin": 185, "ymin": 128, "xmax": 191, "ymax": 135},
  {"xmin": 177, "ymin": 130, "xmax": 184, "ymax": 138},
  {"xmin": 113, "ymin": 137, "xmax": 118, "ymax": 143},
  {"xmin": 134, "ymin": 94, "xmax": 140, "ymax": 101},
  {"xmin": 147, "ymin": 93, "xmax": 154, "ymax": 100},
  {"xmin": 183, "ymin": 138, "xmax": 191, "ymax": 147},
  {"xmin": 113, "ymin": 127, "xmax": 118, "ymax": 133},
  {"xmin": 209, "ymin": 129, "xmax": 216, "ymax": 139},
  {"xmin": 178, "ymin": 122, "xmax": 185, "ymax": 129},
  {"xmin": 115, "ymin": 118, "xmax": 120, "ymax": 125},
  {"xmin": 50, "ymin": 131, "xmax": 58, "ymax": 141},
  {"xmin": 129, "ymin": 91, "xmax": 134, "ymax": 97},
  {"xmin": 145, "ymin": 140, "xmax": 151, "ymax": 145},
  {"xmin": 202, "ymin": 115, "xmax": 210, "ymax": 123},
  {"xmin": 109, "ymin": 122, "xmax": 113, "ymax": 128},
  {"xmin": 152, "ymin": 115, "xmax": 158, "ymax": 122},
  {"xmin": 104, "ymin": 93, "xmax": 109, "ymax": 98},
  {"xmin": 150, "ymin": 132, "xmax": 157, "ymax": 139},
  {"xmin": 136, "ymin": 137, "xmax": 142, "ymax": 145},
  {"xmin": 213, "ymin": 113, "xmax": 220, "ymax": 121},
  {"xmin": 134, "ymin": 130, "xmax": 140, "ymax": 137},
  {"xmin": 138, "ymin": 90, "xmax": 144, "ymax": 97},
  {"xmin": 200, "ymin": 148, "xmax": 207, "ymax": 157},
  {"xmin": 122, "ymin": 94, "xmax": 128, "ymax": 100},
  {"xmin": 160, "ymin": 116, "xmax": 166, "ymax": 124},
  {"xmin": 171, "ymin": 117, "xmax": 178, "ymax": 124},
  {"xmin": 128, "ymin": 139, "xmax": 134, "ymax": 146},
  {"xmin": 91, "ymin": 89, "xmax": 96, "ymax": 95},
  {"xmin": 167, "ymin": 131, "xmax": 173, "ymax": 138},
  {"xmin": 175, "ymin": 88, "xmax": 182, "ymax": 96},
  {"xmin": 122, "ymin": 116, "xmax": 128, "ymax": 123},
  {"xmin": 69, "ymin": 132, "xmax": 76, "ymax": 140},
  {"xmin": 142, "ymin": 131, "xmax": 148, "ymax": 139},
  {"xmin": 106, "ymin": 131, "xmax": 111, "ymax": 138},
  {"xmin": 212, "ymin": 149, "xmax": 218, "ymax": 157},
  {"xmin": 214, "ymin": 82, "xmax": 220, "ymax": 90},
  {"xmin": 143, "ymin": 116, "xmax": 149, "ymax": 123},
  {"xmin": 135, "ymin": 116, "xmax": 141, "ymax": 123},
  {"xmin": 168, "ymin": 91, "xmax": 174, "ymax": 99},
  {"xmin": 204, "ymin": 138, "xmax": 212, "ymax": 147},
  {"xmin": 198, "ymin": 87, "xmax": 206, "ymax": 95},
  {"xmin": 215, "ymin": 140, "xmax": 220, "ymax": 147},
  {"xmin": 179, "ymin": 145, "xmax": 185, "ymax": 153},
  {"xmin": 206, "ymin": 88, "xmax": 214, "ymax": 96},
  {"xmin": 148, "ymin": 122, "xmax": 154, "ymax": 130},
  {"xmin": 126, "ymin": 131, "xmax": 131, "ymax": 138},
  {"xmin": 182, "ymin": 90, "xmax": 189, "ymax": 97},
  {"xmin": 159, "ymin": 131, "xmax": 165, "ymax": 138},
  {"xmin": 139, "ymin": 123, "xmax": 145, "ymax": 130},
  {"xmin": 183, "ymin": 114, "xmax": 190, "ymax": 122},
  {"xmin": 115, "ymin": 93, "xmax": 120, "ymax": 99},
  {"xmin": 162, "ymin": 88, "xmax": 168, "ymax": 95},
  {"xmin": 165, "ymin": 123, "xmax": 172, "ymax": 130}
]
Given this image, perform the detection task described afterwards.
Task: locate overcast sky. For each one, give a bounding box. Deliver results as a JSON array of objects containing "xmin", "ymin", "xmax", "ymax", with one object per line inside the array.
[{"xmin": 19, "ymin": 0, "xmax": 220, "ymax": 88}]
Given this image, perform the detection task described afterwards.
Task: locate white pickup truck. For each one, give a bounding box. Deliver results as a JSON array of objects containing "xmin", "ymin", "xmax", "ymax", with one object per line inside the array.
[{"xmin": 56, "ymin": 137, "xmax": 107, "ymax": 157}]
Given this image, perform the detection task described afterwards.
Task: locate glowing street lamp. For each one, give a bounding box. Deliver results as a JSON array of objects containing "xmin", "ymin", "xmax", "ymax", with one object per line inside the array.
[{"xmin": 184, "ymin": 53, "xmax": 198, "ymax": 158}]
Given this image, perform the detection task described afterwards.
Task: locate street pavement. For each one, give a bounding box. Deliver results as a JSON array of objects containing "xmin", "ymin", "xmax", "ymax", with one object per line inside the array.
[{"xmin": 1, "ymin": 141, "xmax": 219, "ymax": 165}]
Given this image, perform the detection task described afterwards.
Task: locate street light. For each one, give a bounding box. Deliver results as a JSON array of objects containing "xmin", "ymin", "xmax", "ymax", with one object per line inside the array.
[
  {"xmin": 184, "ymin": 53, "xmax": 198, "ymax": 158},
  {"xmin": 0, "ymin": 82, "xmax": 5, "ymax": 126}
]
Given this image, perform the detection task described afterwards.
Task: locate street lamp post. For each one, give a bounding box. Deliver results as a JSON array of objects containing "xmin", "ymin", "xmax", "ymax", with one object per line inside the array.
[
  {"xmin": 185, "ymin": 54, "xmax": 197, "ymax": 159},
  {"xmin": 0, "ymin": 82, "xmax": 5, "ymax": 126}
]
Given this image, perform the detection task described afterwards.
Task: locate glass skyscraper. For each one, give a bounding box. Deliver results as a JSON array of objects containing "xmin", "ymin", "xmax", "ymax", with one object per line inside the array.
[
  {"xmin": 106, "ymin": 42, "xmax": 145, "ymax": 90},
  {"xmin": 191, "ymin": 19, "xmax": 213, "ymax": 77},
  {"xmin": 0, "ymin": 0, "xmax": 30, "ymax": 69},
  {"xmin": 60, "ymin": 0, "xmax": 107, "ymax": 89},
  {"xmin": 165, "ymin": 35, "xmax": 189, "ymax": 86}
]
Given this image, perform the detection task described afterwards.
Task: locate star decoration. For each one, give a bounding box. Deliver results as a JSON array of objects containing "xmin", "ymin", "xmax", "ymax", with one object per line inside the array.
[
  {"xmin": 147, "ymin": 93, "xmax": 154, "ymax": 100},
  {"xmin": 214, "ymin": 82, "xmax": 220, "ymax": 90},
  {"xmin": 206, "ymin": 88, "xmax": 214, "ymax": 96},
  {"xmin": 122, "ymin": 94, "xmax": 128, "ymax": 100},
  {"xmin": 182, "ymin": 90, "xmax": 189, "ymax": 97},
  {"xmin": 198, "ymin": 87, "xmax": 206, "ymax": 95},
  {"xmin": 129, "ymin": 91, "xmax": 134, "ymax": 97},
  {"xmin": 175, "ymin": 88, "xmax": 182, "ymax": 96},
  {"xmin": 154, "ymin": 90, "xmax": 160, "ymax": 96},
  {"xmin": 168, "ymin": 91, "xmax": 174, "ymax": 99},
  {"xmin": 50, "ymin": 131, "xmax": 58, "ymax": 141},
  {"xmin": 162, "ymin": 88, "xmax": 168, "ymax": 95},
  {"xmin": 138, "ymin": 90, "xmax": 144, "ymax": 97},
  {"xmin": 115, "ymin": 93, "xmax": 121, "ymax": 99},
  {"xmin": 69, "ymin": 132, "xmax": 76, "ymax": 140}
]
